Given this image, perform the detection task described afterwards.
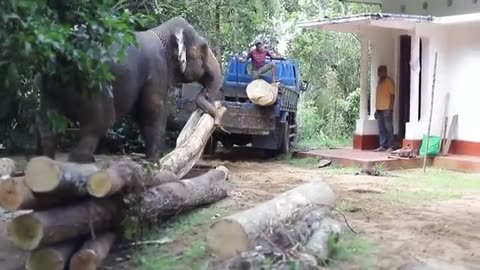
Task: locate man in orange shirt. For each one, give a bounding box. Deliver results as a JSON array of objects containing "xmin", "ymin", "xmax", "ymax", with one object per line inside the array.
[{"xmin": 374, "ymin": 65, "xmax": 395, "ymax": 152}]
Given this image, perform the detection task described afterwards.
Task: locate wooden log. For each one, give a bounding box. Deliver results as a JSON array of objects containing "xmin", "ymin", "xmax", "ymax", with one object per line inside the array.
[
  {"xmin": 150, "ymin": 169, "xmax": 178, "ymax": 185},
  {"xmin": 206, "ymin": 180, "xmax": 336, "ymax": 259},
  {"xmin": 0, "ymin": 157, "xmax": 16, "ymax": 177},
  {"xmin": 159, "ymin": 104, "xmax": 226, "ymax": 179},
  {"xmin": 176, "ymin": 108, "xmax": 204, "ymax": 147},
  {"xmin": 7, "ymin": 198, "xmax": 120, "ymax": 250},
  {"xmin": 142, "ymin": 166, "xmax": 229, "ymax": 217},
  {"xmin": 304, "ymin": 217, "xmax": 343, "ymax": 264},
  {"xmin": 69, "ymin": 232, "xmax": 117, "ymax": 270},
  {"xmin": 268, "ymin": 207, "xmax": 331, "ymax": 251},
  {"xmin": 0, "ymin": 177, "xmax": 65, "ymax": 211},
  {"xmin": 25, "ymin": 156, "xmax": 99, "ymax": 196},
  {"xmin": 25, "ymin": 241, "xmax": 77, "ymax": 270},
  {"xmin": 87, "ymin": 160, "xmax": 145, "ymax": 198},
  {"xmin": 225, "ymin": 208, "xmax": 332, "ymax": 269}
]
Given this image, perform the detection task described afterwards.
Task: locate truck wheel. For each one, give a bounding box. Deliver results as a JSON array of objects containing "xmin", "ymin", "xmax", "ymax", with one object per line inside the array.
[
  {"xmin": 279, "ymin": 122, "xmax": 290, "ymax": 154},
  {"xmin": 204, "ymin": 136, "xmax": 218, "ymax": 155}
]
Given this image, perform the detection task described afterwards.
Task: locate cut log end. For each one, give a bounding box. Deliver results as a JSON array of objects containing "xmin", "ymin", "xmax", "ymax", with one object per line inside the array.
[
  {"xmin": 26, "ymin": 242, "xmax": 76, "ymax": 270},
  {"xmin": 7, "ymin": 213, "xmax": 43, "ymax": 250},
  {"xmin": 87, "ymin": 171, "xmax": 112, "ymax": 198},
  {"xmin": 0, "ymin": 177, "xmax": 33, "ymax": 210},
  {"xmin": 25, "ymin": 156, "xmax": 60, "ymax": 193},
  {"xmin": 206, "ymin": 219, "xmax": 249, "ymax": 259},
  {"xmin": 69, "ymin": 249, "xmax": 97, "ymax": 270},
  {"xmin": 26, "ymin": 249, "xmax": 64, "ymax": 270}
]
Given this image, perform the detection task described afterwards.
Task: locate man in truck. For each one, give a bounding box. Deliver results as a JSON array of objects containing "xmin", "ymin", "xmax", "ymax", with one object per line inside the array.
[{"xmin": 240, "ymin": 40, "xmax": 283, "ymax": 82}]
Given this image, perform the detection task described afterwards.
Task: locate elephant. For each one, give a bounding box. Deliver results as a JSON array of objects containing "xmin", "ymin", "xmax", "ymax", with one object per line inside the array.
[{"xmin": 37, "ymin": 16, "xmax": 223, "ymax": 163}]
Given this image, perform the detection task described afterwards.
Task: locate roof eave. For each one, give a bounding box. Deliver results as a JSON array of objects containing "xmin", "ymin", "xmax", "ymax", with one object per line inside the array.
[{"xmin": 297, "ymin": 13, "xmax": 434, "ymax": 29}]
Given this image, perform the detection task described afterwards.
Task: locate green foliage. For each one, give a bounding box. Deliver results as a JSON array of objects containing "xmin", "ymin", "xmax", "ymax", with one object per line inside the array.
[
  {"xmin": 0, "ymin": 0, "xmax": 151, "ymax": 153},
  {"xmin": 289, "ymin": 1, "xmax": 379, "ymax": 148}
]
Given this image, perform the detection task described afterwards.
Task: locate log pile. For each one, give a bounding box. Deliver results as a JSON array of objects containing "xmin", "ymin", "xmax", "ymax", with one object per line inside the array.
[
  {"xmin": 0, "ymin": 103, "xmax": 230, "ymax": 270},
  {"xmin": 206, "ymin": 180, "xmax": 345, "ymax": 269}
]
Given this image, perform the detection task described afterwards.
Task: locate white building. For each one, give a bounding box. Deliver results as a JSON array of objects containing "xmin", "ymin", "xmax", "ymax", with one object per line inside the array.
[{"xmin": 298, "ymin": 0, "xmax": 480, "ymax": 156}]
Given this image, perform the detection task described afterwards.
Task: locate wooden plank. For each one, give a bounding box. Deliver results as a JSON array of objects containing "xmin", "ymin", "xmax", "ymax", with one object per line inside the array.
[
  {"xmin": 439, "ymin": 92, "xmax": 450, "ymax": 154},
  {"xmin": 442, "ymin": 114, "xmax": 458, "ymax": 156}
]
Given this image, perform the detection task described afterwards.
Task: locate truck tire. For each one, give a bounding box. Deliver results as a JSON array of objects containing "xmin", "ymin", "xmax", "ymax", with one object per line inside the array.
[
  {"xmin": 279, "ymin": 122, "xmax": 290, "ymax": 154},
  {"xmin": 204, "ymin": 136, "xmax": 218, "ymax": 155}
]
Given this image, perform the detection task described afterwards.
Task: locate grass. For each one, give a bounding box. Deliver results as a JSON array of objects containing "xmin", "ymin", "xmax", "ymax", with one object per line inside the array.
[
  {"xmin": 135, "ymin": 206, "xmax": 227, "ymax": 270},
  {"xmin": 328, "ymin": 231, "xmax": 374, "ymax": 270},
  {"xmin": 295, "ymin": 137, "xmax": 352, "ymax": 150},
  {"xmin": 377, "ymin": 168, "xmax": 480, "ymax": 203}
]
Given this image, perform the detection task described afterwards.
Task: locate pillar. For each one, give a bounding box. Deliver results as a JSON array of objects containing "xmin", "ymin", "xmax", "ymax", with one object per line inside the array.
[
  {"xmin": 409, "ymin": 34, "xmax": 421, "ymax": 123},
  {"xmin": 359, "ymin": 37, "xmax": 369, "ymax": 121}
]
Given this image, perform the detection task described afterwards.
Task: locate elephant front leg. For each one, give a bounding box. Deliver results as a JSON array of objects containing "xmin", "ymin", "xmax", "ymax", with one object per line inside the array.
[{"xmin": 141, "ymin": 119, "xmax": 167, "ymax": 162}]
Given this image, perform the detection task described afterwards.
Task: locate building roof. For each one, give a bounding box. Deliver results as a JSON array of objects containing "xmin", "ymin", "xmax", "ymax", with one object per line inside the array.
[{"xmin": 297, "ymin": 12, "xmax": 480, "ymax": 32}]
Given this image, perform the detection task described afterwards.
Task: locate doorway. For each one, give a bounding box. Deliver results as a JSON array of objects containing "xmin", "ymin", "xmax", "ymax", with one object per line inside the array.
[{"xmin": 397, "ymin": 35, "xmax": 422, "ymax": 142}]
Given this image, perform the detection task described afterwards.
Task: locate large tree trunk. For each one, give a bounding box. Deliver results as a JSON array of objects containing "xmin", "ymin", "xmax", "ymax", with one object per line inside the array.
[
  {"xmin": 7, "ymin": 198, "xmax": 120, "ymax": 250},
  {"xmin": 206, "ymin": 180, "xmax": 336, "ymax": 259},
  {"xmin": 142, "ymin": 166, "xmax": 229, "ymax": 218},
  {"xmin": 69, "ymin": 232, "xmax": 117, "ymax": 270},
  {"xmin": 176, "ymin": 109, "xmax": 203, "ymax": 146},
  {"xmin": 159, "ymin": 103, "xmax": 226, "ymax": 179},
  {"xmin": 25, "ymin": 241, "xmax": 77, "ymax": 270},
  {"xmin": 87, "ymin": 160, "xmax": 145, "ymax": 198},
  {"xmin": 25, "ymin": 156, "xmax": 99, "ymax": 196},
  {"xmin": 225, "ymin": 207, "xmax": 333, "ymax": 270},
  {"xmin": 0, "ymin": 177, "xmax": 66, "ymax": 211}
]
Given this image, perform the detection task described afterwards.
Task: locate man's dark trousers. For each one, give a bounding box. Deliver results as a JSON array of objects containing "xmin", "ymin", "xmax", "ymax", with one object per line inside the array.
[{"xmin": 376, "ymin": 109, "xmax": 394, "ymax": 149}]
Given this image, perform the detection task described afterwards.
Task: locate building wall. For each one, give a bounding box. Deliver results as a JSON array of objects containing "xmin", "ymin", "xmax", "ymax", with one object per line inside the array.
[
  {"xmin": 356, "ymin": 22, "xmax": 480, "ymax": 152},
  {"xmin": 405, "ymin": 22, "xmax": 480, "ymax": 147},
  {"xmin": 382, "ymin": 0, "xmax": 480, "ymax": 16}
]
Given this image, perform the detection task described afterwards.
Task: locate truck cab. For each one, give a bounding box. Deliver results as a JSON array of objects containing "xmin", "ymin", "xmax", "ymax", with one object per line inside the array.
[{"xmin": 176, "ymin": 55, "xmax": 308, "ymax": 155}]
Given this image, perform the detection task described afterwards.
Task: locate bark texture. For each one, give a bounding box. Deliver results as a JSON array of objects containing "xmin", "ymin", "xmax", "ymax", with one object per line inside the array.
[{"xmin": 142, "ymin": 166, "xmax": 229, "ymax": 217}]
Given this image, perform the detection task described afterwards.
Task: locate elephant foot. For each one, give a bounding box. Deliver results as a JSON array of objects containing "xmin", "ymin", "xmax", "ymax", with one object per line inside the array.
[{"xmin": 68, "ymin": 151, "xmax": 96, "ymax": 164}]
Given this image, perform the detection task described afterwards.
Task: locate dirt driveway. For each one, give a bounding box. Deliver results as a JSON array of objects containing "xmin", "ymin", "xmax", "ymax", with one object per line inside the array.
[{"xmin": 1, "ymin": 150, "xmax": 479, "ymax": 270}]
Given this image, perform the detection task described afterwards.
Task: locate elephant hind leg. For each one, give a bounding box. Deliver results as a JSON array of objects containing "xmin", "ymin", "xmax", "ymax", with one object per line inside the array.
[
  {"xmin": 68, "ymin": 97, "xmax": 116, "ymax": 164},
  {"xmin": 35, "ymin": 114, "xmax": 57, "ymax": 159}
]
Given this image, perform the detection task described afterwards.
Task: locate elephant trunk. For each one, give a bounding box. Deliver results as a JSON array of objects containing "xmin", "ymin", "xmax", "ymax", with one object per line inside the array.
[{"xmin": 195, "ymin": 89, "xmax": 218, "ymax": 121}]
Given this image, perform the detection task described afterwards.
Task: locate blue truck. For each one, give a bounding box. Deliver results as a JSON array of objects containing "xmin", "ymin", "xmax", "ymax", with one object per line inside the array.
[{"xmin": 176, "ymin": 55, "xmax": 309, "ymax": 156}]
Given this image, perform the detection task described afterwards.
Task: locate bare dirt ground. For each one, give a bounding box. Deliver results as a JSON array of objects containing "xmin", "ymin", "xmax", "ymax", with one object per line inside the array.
[{"xmin": 1, "ymin": 149, "xmax": 480, "ymax": 269}]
